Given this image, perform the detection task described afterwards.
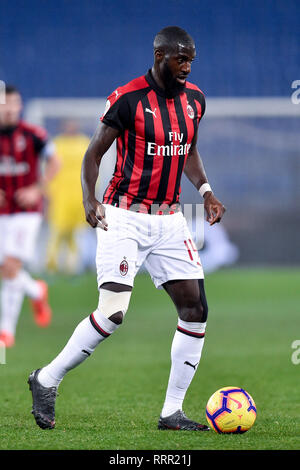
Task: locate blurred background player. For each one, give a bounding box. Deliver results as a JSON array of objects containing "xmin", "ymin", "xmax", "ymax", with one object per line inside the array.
[
  {"xmin": 0, "ymin": 85, "xmax": 60, "ymax": 347},
  {"xmin": 200, "ymin": 220, "xmax": 239, "ymax": 273},
  {"xmin": 46, "ymin": 119, "xmax": 89, "ymax": 274}
]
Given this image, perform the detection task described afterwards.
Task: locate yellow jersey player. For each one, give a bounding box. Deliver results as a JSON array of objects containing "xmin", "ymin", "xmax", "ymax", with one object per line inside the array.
[{"xmin": 47, "ymin": 120, "xmax": 90, "ymax": 273}]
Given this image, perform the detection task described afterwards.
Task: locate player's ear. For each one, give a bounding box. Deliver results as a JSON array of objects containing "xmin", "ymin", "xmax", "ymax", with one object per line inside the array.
[{"xmin": 154, "ymin": 49, "xmax": 164, "ymax": 63}]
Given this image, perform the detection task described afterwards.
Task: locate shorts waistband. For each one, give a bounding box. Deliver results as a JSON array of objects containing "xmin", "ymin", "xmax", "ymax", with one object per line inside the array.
[{"xmin": 105, "ymin": 200, "xmax": 181, "ymax": 216}]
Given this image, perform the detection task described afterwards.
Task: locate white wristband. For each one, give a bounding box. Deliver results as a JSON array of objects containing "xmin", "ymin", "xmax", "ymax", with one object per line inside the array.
[{"xmin": 199, "ymin": 183, "xmax": 212, "ymax": 197}]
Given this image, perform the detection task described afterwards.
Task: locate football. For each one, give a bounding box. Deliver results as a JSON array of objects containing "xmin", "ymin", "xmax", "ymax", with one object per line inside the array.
[{"xmin": 206, "ymin": 386, "xmax": 257, "ymax": 433}]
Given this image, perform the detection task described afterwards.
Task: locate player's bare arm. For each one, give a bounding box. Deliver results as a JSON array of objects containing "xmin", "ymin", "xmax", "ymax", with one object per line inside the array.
[
  {"xmin": 81, "ymin": 122, "xmax": 119, "ymax": 229},
  {"xmin": 14, "ymin": 153, "xmax": 61, "ymax": 208},
  {"xmin": 184, "ymin": 136, "xmax": 226, "ymax": 225}
]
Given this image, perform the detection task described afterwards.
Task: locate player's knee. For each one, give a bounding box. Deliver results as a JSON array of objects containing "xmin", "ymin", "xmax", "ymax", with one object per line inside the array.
[
  {"xmin": 178, "ymin": 280, "xmax": 208, "ymax": 323},
  {"xmin": 182, "ymin": 287, "xmax": 208, "ymax": 323},
  {"xmin": 1, "ymin": 257, "xmax": 22, "ymax": 279},
  {"xmin": 198, "ymin": 299, "xmax": 208, "ymax": 322},
  {"xmin": 179, "ymin": 302, "xmax": 204, "ymax": 322},
  {"xmin": 108, "ymin": 311, "xmax": 124, "ymax": 325},
  {"xmin": 98, "ymin": 287, "xmax": 131, "ymax": 322},
  {"xmin": 198, "ymin": 279, "xmax": 208, "ymax": 322}
]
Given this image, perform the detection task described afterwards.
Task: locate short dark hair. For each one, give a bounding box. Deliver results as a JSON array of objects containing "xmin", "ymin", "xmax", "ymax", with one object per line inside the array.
[
  {"xmin": 153, "ymin": 26, "xmax": 195, "ymax": 53},
  {"xmin": 5, "ymin": 84, "xmax": 20, "ymax": 95}
]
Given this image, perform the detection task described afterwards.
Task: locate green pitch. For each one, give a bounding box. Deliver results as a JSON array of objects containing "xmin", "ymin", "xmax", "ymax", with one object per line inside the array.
[{"xmin": 0, "ymin": 268, "xmax": 299, "ymax": 450}]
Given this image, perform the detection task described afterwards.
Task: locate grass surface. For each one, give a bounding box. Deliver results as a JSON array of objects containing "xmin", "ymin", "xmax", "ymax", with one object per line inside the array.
[{"xmin": 0, "ymin": 268, "xmax": 299, "ymax": 450}]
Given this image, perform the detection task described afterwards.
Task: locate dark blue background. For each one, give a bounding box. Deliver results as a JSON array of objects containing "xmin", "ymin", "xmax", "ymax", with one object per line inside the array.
[{"xmin": 0, "ymin": 0, "xmax": 299, "ymax": 100}]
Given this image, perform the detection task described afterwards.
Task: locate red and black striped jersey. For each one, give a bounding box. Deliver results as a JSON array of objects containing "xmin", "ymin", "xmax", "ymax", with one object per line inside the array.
[
  {"xmin": 0, "ymin": 120, "xmax": 48, "ymax": 214},
  {"xmin": 101, "ymin": 69, "xmax": 205, "ymax": 214}
]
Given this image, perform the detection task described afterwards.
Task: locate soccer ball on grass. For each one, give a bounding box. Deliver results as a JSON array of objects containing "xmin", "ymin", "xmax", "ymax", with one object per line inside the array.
[{"xmin": 206, "ymin": 386, "xmax": 256, "ymax": 434}]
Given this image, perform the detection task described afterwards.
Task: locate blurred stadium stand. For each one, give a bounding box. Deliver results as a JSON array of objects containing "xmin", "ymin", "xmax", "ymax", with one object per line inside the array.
[{"xmin": 1, "ymin": 0, "xmax": 299, "ymax": 266}]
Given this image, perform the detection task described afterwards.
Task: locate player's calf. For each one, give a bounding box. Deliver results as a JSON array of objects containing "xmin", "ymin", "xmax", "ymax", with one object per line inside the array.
[
  {"xmin": 30, "ymin": 293, "xmax": 131, "ymax": 395},
  {"xmin": 28, "ymin": 288, "xmax": 132, "ymax": 427}
]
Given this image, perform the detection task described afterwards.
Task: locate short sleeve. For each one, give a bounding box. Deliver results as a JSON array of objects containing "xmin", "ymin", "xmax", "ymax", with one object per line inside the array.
[
  {"xmin": 32, "ymin": 126, "xmax": 49, "ymax": 155},
  {"xmin": 100, "ymin": 89, "xmax": 129, "ymax": 132},
  {"xmin": 200, "ymin": 93, "xmax": 206, "ymax": 119},
  {"xmin": 195, "ymin": 91, "xmax": 205, "ymax": 121}
]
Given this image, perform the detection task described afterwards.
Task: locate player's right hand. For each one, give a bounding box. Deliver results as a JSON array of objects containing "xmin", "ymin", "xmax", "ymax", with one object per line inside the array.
[
  {"xmin": 83, "ymin": 197, "xmax": 108, "ymax": 230},
  {"xmin": 0, "ymin": 189, "xmax": 6, "ymax": 207}
]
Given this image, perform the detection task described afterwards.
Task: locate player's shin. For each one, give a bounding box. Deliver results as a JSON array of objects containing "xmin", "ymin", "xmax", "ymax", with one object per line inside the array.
[
  {"xmin": 161, "ymin": 319, "xmax": 206, "ymax": 418},
  {"xmin": 37, "ymin": 288, "xmax": 131, "ymax": 388},
  {"xmin": 19, "ymin": 269, "xmax": 42, "ymax": 299},
  {"xmin": 37, "ymin": 309, "xmax": 121, "ymax": 388},
  {"xmin": 0, "ymin": 275, "xmax": 25, "ymax": 337}
]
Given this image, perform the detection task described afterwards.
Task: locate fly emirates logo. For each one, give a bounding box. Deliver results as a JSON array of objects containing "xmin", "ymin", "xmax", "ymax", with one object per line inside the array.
[{"xmin": 147, "ymin": 132, "xmax": 191, "ymax": 158}]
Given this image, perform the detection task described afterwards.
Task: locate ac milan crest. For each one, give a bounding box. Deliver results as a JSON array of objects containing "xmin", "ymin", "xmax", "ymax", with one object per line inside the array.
[
  {"xmin": 187, "ymin": 103, "xmax": 194, "ymax": 119},
  {"xmin": 119, "ymin": 257, "xmax": 128, "ymax": 276}
]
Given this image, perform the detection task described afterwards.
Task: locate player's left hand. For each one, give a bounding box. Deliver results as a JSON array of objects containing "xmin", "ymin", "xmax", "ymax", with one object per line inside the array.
[
  {"xmin": 14, "ymin": 184, "xmax": 42, "ymax": 208},
  {"xmin": 204, "ymin": 192, "xmax": 226, "ymax": 225}
]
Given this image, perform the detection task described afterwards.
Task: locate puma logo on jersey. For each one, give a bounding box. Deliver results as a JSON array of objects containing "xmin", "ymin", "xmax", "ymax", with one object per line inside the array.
[
  {"xmin": 145, "ymin": 107, "xmax": 157, "ymax": 118},
  {"xmin": 114, "ymin": 89, "xmax": 121, "ymax": 99},
  {"xmin": 184, "ymin": 361, "xmax": 199, "ymax": 370}
]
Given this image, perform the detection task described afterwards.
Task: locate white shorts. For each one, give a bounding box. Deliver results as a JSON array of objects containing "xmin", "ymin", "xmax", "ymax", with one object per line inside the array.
[
  {"xmin": 0, "ymin": 212, "xmax": 43, "ymax": 264},
  {"xmin": 96, "ymin": 204, "xmax": 204, "ymax": 289}
]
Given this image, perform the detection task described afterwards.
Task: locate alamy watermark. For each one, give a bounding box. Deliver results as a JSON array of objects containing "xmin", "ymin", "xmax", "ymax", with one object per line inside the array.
[
  {"xmin": 99, "ymin": 198, "xmax": 205, "ymax": 250},
  {"xmin": 291, "ymin": 80, "xmax": 300, "ymax": 104},
  {"xmin": 291, "ymin": 340, "xmax": 300, "ymax": 365},
  {"xmin": 0, "ymin": 80, "xmax": 6, "ymax": 104},
  {"xmin": 0, "ymin": 341, "xmax": 6, "ymax": 364}
]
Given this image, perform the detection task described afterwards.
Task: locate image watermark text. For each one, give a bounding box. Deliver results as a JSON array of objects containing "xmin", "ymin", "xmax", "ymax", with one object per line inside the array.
[
  {"xmin": 0, "ymin": 341, "xmax": 6, "ymax": 365},
  {"xmin": 291, "ymin": 80, "xmax": 300, "ymax": 104},
  {"xmin": 291, "ymin": 340, "xmax": 300, "ymax": 365},
  {"xmin": 0, "ymin": 80, "xmax": 6, "ymax": 104}
]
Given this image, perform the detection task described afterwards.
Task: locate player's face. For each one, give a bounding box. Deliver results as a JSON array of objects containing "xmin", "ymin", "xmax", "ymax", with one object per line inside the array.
[
  {"xmin": 165, "ymin": 44, "xmax": 196, "ymax": 84},
  {"xmin": 0, "ymin": 92, "xmax": 23, "ymax": 127},
  {"xmin": 160, "ymin": 44, "xmax": 196, "ymax": 96}
]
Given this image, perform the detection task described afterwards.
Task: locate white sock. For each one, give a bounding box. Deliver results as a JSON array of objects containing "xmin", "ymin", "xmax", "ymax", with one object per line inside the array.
[
  {"xmin": 38, "ymin": 309, "xmax": 120, "ymax": 388},
  {"xmin": 161, "ymin": 319, "xmax": 206, "ymax": 418},
  {"xmin": 0, "ymin": 276, "xmax": 25, "ymax": 336},
  {"xmin": 19, "ymin": 270, "xmax": 41, "ymax": 300}
]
